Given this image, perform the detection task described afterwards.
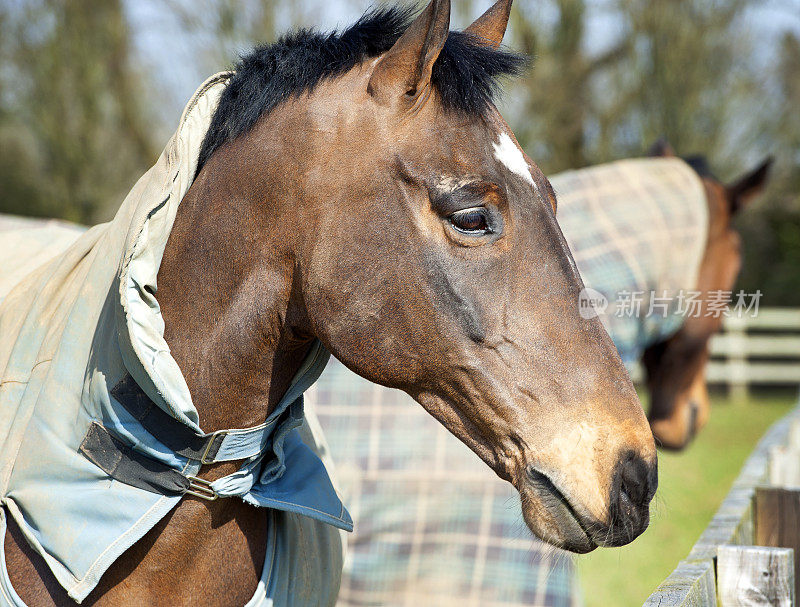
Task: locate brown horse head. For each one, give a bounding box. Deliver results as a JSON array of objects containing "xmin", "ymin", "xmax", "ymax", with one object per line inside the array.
[
  {"xmin": 645, "ymin": 139, "xmax": 772, "ymax": 449},
  {"xmin": 181, "ymin": 0, "xmax": 657, "ymax": 553}
]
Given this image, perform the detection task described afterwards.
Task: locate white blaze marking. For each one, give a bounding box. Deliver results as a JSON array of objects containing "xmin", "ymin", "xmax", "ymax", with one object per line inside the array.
[{"xmin": 493, "ymin": 132, "xmax": 536, "ymax": 188}]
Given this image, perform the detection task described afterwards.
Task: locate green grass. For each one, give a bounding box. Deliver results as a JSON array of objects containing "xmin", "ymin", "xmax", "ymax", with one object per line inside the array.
[{"xmin": 576, "ymin": 393, "xmax": 797, "ymax": 607}]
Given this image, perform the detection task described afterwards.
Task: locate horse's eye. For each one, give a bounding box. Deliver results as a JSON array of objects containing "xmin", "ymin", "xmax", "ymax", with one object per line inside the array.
[{"xmin": 449, "ymin": 208, "xmax": 490, "ymax": 235}]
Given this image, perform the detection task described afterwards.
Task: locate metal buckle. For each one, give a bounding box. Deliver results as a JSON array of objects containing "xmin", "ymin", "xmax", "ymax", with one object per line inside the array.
[
  {"xmin": 199, "ymin": 430, "xmax": 226, "ymax": 465},
  {"xmin": 185, "ymin": 476, "xmax": 218, "ymax": 501}
]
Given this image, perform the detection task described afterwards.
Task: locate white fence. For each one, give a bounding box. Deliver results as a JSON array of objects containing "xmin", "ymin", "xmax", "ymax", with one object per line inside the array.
[
  {"xmin": 630, "ymin": 307, "xmax": 800, "ymax": 397},
  {"xmin": 708, "ymin": 308, "xmax": 800, "ymax": 399}
]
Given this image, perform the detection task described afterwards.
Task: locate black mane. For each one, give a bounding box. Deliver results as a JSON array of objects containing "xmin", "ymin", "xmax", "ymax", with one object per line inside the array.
[{"xmin": 196, "ymin": 6, "xmax": 526, "ymax": 174}]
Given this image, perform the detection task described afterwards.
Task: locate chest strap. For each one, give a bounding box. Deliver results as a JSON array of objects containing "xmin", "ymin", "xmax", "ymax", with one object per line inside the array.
[
  {"xmin": 108, "ymin": 375, "xmax": 276, "ymax": 465},
  {"xmin": 80, "ymin": 421, "xmax": 219, "ymax": 500},
  {"xmin": 79, "ymin": 341, "xmax": 330, "ymax": 503},
  {"xmin": 78, "ymin": 375, "xmax": 288, "ymax": 501}
]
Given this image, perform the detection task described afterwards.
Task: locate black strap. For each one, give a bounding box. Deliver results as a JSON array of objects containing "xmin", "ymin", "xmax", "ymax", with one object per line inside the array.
[
  {"xmin": 110, "ymin": 375, "xmax": 225, "ymax": 463},
  {"xmin": 79, "ymin": 422, "xmax": 218, "ymax": 500},
  {"xmin": 79, "ymin": 422, "xmax": 190, "ymax": 496}
]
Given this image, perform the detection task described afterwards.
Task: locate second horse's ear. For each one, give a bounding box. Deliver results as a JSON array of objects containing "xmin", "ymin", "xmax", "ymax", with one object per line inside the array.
[
  {"xmin": 367, "ymin": 0, "xmax": 450, "ymax": 108},
  {"xmin": 727, "ymin": 157, "xmax": 774, "ymax": 214},
  {"xmin": 464, "ymin": 0, "xmax": 513, "ymax": 49},
  {"xmin": 647, "ymin": 138, "xmax": 676, "ymax": 158}
]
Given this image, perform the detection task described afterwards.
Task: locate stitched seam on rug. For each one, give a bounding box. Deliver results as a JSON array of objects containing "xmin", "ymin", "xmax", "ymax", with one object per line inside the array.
[
  {"xmin": 0, "ymin": 359, "xmax": 53, "ymax": 388},
  {"xmin": 69, "ymin": 457, "xmax": 194, "ymax": 597},
  {"xmin": 4, "ymin": 500, "xmax": 79, "ymax": 586},
  {"xmin": 67, "ymin": 495, "xmax": 171, "ymax": 597},
  {"xmin": 260, "ymin": 498, "xmax": 350, "ymax": 525},
  {"xmin": 261, "ymin": 510, "xmax": 278, "ymax": 596}
]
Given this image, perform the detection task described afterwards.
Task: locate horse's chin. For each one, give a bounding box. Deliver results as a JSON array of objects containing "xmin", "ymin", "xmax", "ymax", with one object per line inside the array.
[
  {"xmin": 520, "ymin": 500, "xmax": 598, "ymax": 554},
  {"xmin": 517, "ymin": 469, "xmax": 598, "ymax": 554}
]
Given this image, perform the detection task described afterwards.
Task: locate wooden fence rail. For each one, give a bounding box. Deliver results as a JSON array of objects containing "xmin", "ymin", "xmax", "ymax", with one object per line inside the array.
[{"xmin": 643, "ymin": 399, "xmax": 800, "ymax": 606}]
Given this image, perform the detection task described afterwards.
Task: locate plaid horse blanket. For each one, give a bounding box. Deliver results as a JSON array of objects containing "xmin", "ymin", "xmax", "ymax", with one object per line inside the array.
[
  {"xmin": 307, "ymin": 157, "xmax": 708, "ymax": 607},
  {"xmin": 0, "ymin": 73, "xmax": 347, "ymax": 606},
  {"xmin": 552, "ymin": 157, "xmax": 709, "ymax": 365}
]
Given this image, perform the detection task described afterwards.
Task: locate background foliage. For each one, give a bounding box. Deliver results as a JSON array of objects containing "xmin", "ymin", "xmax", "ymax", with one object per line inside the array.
[{"xmin": 0, "ymin": 0, "xmax": 797, "ymax": 302}]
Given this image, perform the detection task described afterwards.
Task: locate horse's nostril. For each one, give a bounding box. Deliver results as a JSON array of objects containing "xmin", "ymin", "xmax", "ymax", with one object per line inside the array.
[
  {"xmin": 603, "ymin": 453, "xmax": 656, "ymax": 545},
  {"xmin": 617, "ymin": 454, "xmax": 656, "ymax": 509}
]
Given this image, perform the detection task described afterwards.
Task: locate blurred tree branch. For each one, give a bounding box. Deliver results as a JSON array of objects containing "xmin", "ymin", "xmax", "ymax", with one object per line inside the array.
[{"xmin": 0, "ymin": 0, "xmax": 156, "ymax": 222}]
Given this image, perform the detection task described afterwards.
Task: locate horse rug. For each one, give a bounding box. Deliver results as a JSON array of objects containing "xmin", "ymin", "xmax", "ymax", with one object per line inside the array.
[
  {"xmin": 0, "ymin": 73, "xmax": 351, "ymax": 606},
  {"xmin": 0, "ymin": 216, "xmax": 86, "ymax": 302},
  {"xmin": 552, "ymin": 157, "xmax": 709, "ymax": 365}
]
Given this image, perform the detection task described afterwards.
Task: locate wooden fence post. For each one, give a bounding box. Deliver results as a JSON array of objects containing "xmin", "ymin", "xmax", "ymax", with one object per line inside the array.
[
  {"xmin": 717, "ymin": 545, "xmax": 794, "ymax": 606},
  {"xmin": 769, "ymin": 424, "xmax": 800, "ymax": 487},
  {"xmin": 755, "ymin": 486, "xmax": 800, "ymax": 600}
]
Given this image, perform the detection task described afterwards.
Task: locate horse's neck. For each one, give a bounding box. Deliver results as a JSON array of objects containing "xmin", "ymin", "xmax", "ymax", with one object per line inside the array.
[{"xmin": 155, "ymin": 166, "xmax": 314, "ymax": 432}]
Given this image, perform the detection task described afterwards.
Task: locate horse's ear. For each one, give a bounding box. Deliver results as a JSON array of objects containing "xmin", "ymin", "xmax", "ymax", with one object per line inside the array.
[
  {"xmin": 464, "ymin": 0, "xmax": 513, "ymax": 49},
  {"xmin": 647, "ymin": 138, "xmax": 676, "ymax": 157},
  {"xmin": 726, "ymin": 156, "xmax": 773, "ymax": 214},
  {"xmin": 367, "ymin": 0, "xmax": 450, "ymax": 107}
]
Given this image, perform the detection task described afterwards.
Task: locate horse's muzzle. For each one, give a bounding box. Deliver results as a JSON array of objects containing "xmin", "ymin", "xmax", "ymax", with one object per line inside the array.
[{"xmin": 523, "ymin": 452, "xmax": 657, "ymax": 553}]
